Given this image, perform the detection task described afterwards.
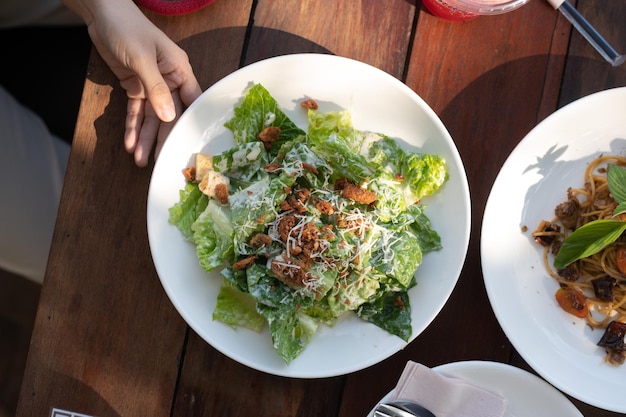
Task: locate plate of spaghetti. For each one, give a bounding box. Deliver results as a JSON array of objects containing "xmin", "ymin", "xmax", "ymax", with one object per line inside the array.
[{"xmin": 482, "ymin": 86, "xmax": 626, "ymax": 413}]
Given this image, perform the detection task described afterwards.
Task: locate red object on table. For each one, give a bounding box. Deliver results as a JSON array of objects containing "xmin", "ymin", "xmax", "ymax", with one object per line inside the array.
[{"xmin": 135, "ymin": 0, "xmax": 214, "ymax": 15}]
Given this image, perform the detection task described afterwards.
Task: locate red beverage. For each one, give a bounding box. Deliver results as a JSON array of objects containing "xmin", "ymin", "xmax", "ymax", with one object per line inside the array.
[{"xmin": 421, "ymin": 0, "xmax": 479, "ymax": 22}]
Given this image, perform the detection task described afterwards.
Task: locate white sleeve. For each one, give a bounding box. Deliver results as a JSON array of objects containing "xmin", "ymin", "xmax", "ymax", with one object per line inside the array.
[{"xmin": 0, "ymin": 86, "xmax": 70, "ymax": 283}]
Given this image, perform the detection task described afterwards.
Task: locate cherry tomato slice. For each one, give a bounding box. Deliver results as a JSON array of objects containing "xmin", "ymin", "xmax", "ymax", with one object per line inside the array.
[
  {"xmin": 616, "ymin": 246, "xmax": 626, "ymax": 276},
  {"xmin": 555, "ymin": 287, "xmax": 588, "ymax": 318}
]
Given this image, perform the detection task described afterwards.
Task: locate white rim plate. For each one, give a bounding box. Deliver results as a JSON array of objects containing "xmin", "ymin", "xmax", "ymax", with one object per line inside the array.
[
  {"xmin": 368, "ymin": 361, "xmax": 583, "ymax": 417},
  {"xmin": 481, "ymin": 87, "xmax": 626, "ymax": 411},
  {"xmin": 147, "ymin": 53, "xmax": 470, "ymax": 378}
]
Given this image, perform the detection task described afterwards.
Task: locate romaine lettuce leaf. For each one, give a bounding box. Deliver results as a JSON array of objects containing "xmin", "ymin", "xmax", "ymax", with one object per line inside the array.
[
  {"xmin": 168, "ymin": 182, "xmax": 208, "ymax": 241},
  {"xmin": 370, "ymin": 225, "xmax": 422, "ymax": 288},
  {"xmin": 229, "ymin": 173, "xmax": 295, "ymax": 253},
  {"xmin": 224, "ymin": 83, "xmax": 305, "ymax": 152},
  {"xmin": 256, "ymin": 303, "xmax": 319, "ymax": 363},
  {"xmin": 212, "ymin": 141, "xmax": 269, "ymax": 184},
  {"xmin": 367, "ymin": 135, "xmax": 404, "ymax": 175},
  {"xmin": 307, "ymin": 110, "xmax": 376, "ymax": 183},
  {"xmin": 191, "ymin": 199, "xmax": 235, "ymax": 272},
  {"xmin": 357, "ymin": 290, "xmax": 412, "ymax": 341},
  {"xmin": 307, "ymin": 109, "xmax": 363, "ymax": 151},
  {"xmin": 408, "ymin": 208, "xmax": 442, "ymax": 253},
  {"xmin": 401, "ymin": 153, "xmax": 448, "ymax": 201},
  {"xmin": 213, "ymin": 280, "xmax": 265, "ymax": 332}
]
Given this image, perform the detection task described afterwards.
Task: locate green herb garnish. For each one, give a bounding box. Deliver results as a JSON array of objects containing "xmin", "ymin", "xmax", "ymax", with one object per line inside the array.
[{"xmin": 554, "ymin": 164, "xmax": 626, "ymax": 269}]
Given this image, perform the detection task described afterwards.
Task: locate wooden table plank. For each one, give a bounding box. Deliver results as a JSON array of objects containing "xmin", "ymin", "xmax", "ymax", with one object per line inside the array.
[
  {"xmin": 14, "ymin": 0, "xmax": 626, "ymax": 416},
  {"xmin": 339, "ymin": 2, "xmax": 576, "ymax": 416},
  {"xmin": 547, "ymin": 1, "xmax": 626, "ymax": 415},
  {"xmin": 16, "ymin": 2, "xmax": 252, "ymax": 417},
  {"xmin": 171, "ymin": 2, "xmax": 419, "ymax": 416},
  {"xmin": 559, "ymin": 0, "xmax": 626, "ymax": 106},
  {"xmin": 17, "ymin": 49, "xmax": 185, "ymax": 417},
  {"xmin": 173, "ymin": 331, "xmax": 344, "ymax": 416},
  {"xmin": 244, "ymin": 0, "xmax": 417, "ymax": 77}
]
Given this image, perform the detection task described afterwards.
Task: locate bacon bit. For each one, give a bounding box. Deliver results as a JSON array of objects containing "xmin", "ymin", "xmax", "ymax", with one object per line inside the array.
[
  {"xmin": 315, "ymin": 199, "xmax": 334, "ymax": 215},
  {"xmin": 256, "ymin": 215, "xmax": 266, "ymax": 224},
  {"xmin": 183, "ymin": 166, "xmax": 196, "ymax": 182},
  {"xmin": 301, "ymin": 162, "xmax": 319, "ymax": 174},
  {"xmin": 295, "ymin": 188, "xmax": 310, "ymax": 202},
  {"xmin": 320, "ymin": 224, "xmax": 335, "ymax": 241},
  {"xmin": 250, "ymin": 233, "xmax": 273, "ymax": 248},
  {"xmin": 300, "ymin": 98, "xmax": 318, "ymax": 110},
  {"xmin": 300, "ymin": 223, "xmax": 320, "ymax": 258},
  {"xmin": 232, "ymin": 255, "xmax": 257, "ymax": 270},
  {"xmin": 335, "ymin": 178, "xmax": 378, "ymax": 205},
  {"xmin": 395, "ymin": 173, "xmax": 404, "ymax": 181},
  {"xmin": 214, "ymin": 183, "xmax": 229, "ymax": 205},
  {"xmin": 270, "ymin": 256, "xmax": 311, "ymax": 290},
  {"xmin": 279, "ymin": 200, "xmax": 292, "ymax": 212},
  {"xmin": 257, "ymin": 126, "xmax": 281, "ymax": 150},
  {"xmin": 393, "ymin": 295, "xmax": 405, "ymax": 308},
  {"xmin": 278, "ymin": 214, "xmax": 297, "ymax": 243},
  {"xmin": 287, "ymin": 195, "xmax": 308, "ymax": 213},
  {"xmin": 264, "ymin": 162, "xmax": 282, "ymax": 172}
]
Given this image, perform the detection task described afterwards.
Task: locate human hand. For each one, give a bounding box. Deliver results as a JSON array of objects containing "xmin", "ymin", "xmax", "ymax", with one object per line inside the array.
[{"xmin": 63, "ymin": 0, "xmax": 203, "ymax": 167}]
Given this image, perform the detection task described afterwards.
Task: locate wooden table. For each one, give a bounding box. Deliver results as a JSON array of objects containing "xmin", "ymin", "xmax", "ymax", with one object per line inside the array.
[{"xmin": 15, "ymin": 1, "xmax": 626, "ymax": 416}]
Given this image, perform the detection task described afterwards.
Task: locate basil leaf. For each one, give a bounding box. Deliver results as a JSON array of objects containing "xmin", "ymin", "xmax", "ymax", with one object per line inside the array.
[
  {"xmin": 615, "ymin": 202, "xmax": 626, "ymax": 217},
  {"xmin": 608, "ymin": 164, "xmax": 626, "ymax": 208},
  {"xmin": 554, "ymin": 220, "xmax": 626, "ymax": 269}
]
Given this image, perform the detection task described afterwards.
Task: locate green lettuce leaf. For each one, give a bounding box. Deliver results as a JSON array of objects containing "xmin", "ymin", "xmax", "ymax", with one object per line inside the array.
[
  {"xmin": 401, "ymin": 153, "xmax": 448, "ymax": 202},
  {"xmin": 213, "ymin": 280, "xmax": 265, "ymax": 332},
  {"xmin": 212, "ymin": 141, "xmax": 269, "ymax": 185},
  {"xmin": 256, "ymin": 303, "xmax": 319, "ymax": 363},
  {"xmin": 224, "ymin": 83, "xmax": 305, "ymax": 152},
  {"xmin": 191, "ymin": 200, "xmax": 235, "ymax": 272},
  {"xmin": 357, "ymin": 290, "xmax": 412, "ymax": 341},
  {"xmin": 371, "ymin": 226, "xmax": 422, "ymax": 289},
  {"xmin": 307, "ymin": 110, "xmax": 376, "ymax": 183},
  {"xmin": 168, "ymin": 182, "xmax": 208, "ymax": 241}
]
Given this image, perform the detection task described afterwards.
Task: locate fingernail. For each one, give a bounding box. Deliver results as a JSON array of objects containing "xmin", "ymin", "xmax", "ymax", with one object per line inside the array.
[{"xmin": 162, "ymin": 105, "xmax": 176, "ymax": 122}]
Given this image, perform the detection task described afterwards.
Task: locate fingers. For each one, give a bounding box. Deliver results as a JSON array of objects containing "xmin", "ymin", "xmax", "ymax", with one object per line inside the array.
[
  {"xmin": 125, "ymin": 91, "xmax": 183, "ymax": 167},
  {"xmin": 154, "ymin": 91, "xmax": 183, "ymax": 160},
  {"xmin": 140, "ymin": 65, "xmax": 177, "ymax": 123},
  {"xmin": 178, "ymin": 71, "xmax": 202, "ymax": 107},
  {"xmin": 132, "ymin": 104, "xmax": 160, "ymax": 167},
  {"xmin": 124, "ymin": 96, "xmax": 144, "ymax": 153}
]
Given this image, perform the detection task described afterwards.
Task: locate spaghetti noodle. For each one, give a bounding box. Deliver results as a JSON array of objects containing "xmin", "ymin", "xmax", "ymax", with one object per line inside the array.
[{"xmin": 532, "ymin": 155, "xmax": 626, "ymax": 365}]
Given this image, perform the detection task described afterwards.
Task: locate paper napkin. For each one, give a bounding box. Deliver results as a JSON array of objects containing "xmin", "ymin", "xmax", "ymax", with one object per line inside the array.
[{"xmin": 389, "ymin": 361, "xmax": 506, "ymax": 417}]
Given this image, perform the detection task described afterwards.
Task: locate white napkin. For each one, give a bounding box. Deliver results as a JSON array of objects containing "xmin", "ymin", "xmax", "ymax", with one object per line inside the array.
[{"xmin": 389, "ymin": 361, "xmax": 506, "ymax": 417}]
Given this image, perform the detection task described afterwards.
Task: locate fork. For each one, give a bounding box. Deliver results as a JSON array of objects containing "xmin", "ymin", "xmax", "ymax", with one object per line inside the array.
[{"xmin": 374, "ymin": 401, "xmax": 436, "ymax": 417}]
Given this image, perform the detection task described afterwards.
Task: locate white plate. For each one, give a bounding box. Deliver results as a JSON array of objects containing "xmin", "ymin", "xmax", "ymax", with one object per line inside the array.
[
  {"xmin": 481, "ymin": 87, "xmax": 626, "ymax": 411},
  {"xmin": 368, "ymin": 361, "xmax": 583, "ymax": 417},
  {"xmin": 147, "ymin": 53, "xmax": 470, "ymax": 378}
]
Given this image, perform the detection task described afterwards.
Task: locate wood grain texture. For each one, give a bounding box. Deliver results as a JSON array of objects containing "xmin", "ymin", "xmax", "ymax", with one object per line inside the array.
[
  {"xmin": 14, "ymin": 0, "xmax": 626, "ymax": 416},
  {"xmin": 172, "ymin": 2, "xmax": 419, "ymax": 416},
  {"xmin": 558, "ymin": 0, "xmax": 626, "ymax": 106},
  {"xmin": 17, "ymin": 49, "xmax": 186, "ymax": 417},
  {"xmin": 16, "ymin": 1, "xmax": 251, "ymax": 416},
  {"xmin": 245, "ymin": 0, "xmax": 417, "ymax": 77}
]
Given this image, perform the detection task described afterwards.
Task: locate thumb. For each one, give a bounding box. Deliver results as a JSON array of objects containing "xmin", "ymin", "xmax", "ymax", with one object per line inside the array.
[{"xmin": 141, "ymin": 68, "xmax": 176, "ymax": 122}]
